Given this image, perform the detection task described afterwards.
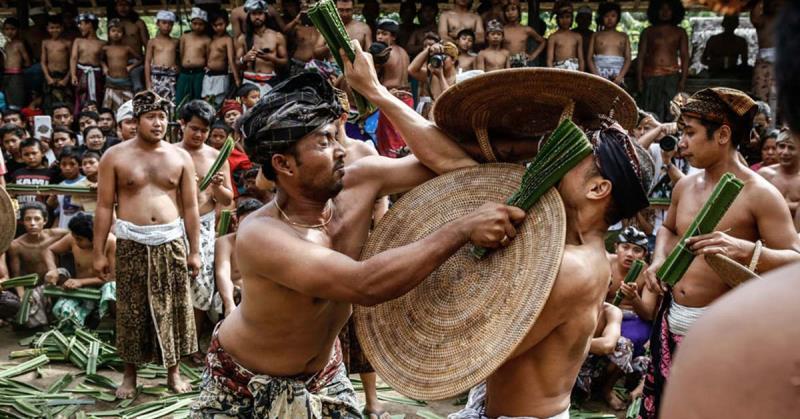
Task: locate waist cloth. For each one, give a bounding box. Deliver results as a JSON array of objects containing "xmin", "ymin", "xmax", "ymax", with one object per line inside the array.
[
  {"xmin": 76, "ymin": 64, "xmax": 102, "ymax": 102},
  {"xmin": 593, "ymin": 55, "xmax": 624, "ymax": 79},
  {"xmin": 553, "ymin": 58, "xmax": 579, "ymax": 71},
  {"xmin": 114, "ymin": 218, "xmax": 197, "ymax": 367},
  {"xmin": 448, "ymin": 381, "xmax": 570, "ymax": 419},
  {"xmin": 183, "ymin": 210, "xmax": 216, "ymax": 311},
  {"xmin": 666, "ymin": 299, "xmax": 708, "ymax": 336},
  {"xmin": 242, "ymin": 71, "xmax": 277, "ymax": 96},
  {"xmin": 190, "ymin": 323, "xmax": 360, "ymax": 418},
  {"xmin": 201, "ymin": 70, "xmax": 230, "ymax": 101},
  {"xmin": 150, "ymin": 65, "xmax": 178, "ymax": 102}
]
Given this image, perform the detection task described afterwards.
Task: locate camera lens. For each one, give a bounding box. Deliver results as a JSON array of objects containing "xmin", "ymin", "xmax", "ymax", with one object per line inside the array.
[{"xmin": 659, "ymin": 135, "xmax": 678, "ymax": 152}]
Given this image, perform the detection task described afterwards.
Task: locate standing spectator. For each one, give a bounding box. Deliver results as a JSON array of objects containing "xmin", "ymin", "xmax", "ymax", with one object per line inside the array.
[
  {"xmin": 236, "ymin": 1, "xmax": 288, "ymax": 96},
  {"xmin": 439, "ymin": 0, "xmax": 485, "ymax": 45},
  {"xmin": 337, "ymin": 0, "xmax": 373, "ymax": 49},
  {"xmin": 478, "ymin": 20, "xmax": 511, "ymax": 71},
  {"xmin": 503, "ymin": 3, "xmax": 546, "ymax": 67},
  {"xmin": 751, "ymin": 129, "xmax": 779, "ymax": 171},
  {"xmin": 375, "ymin": 20, "xmax": 410, "ymax": 90},
  {"xmin": 572, "ymin": 6, "xmax": 594, "ymax": 62},
  {"xmin": 110, "ymin": 0, "xmax": 149, "ymax": 92},
  {"xmin": 145, "ymin": 11, "xmax": 179, "ymax": 102},
  {"xmin": 70, "ymin": 14, "xmax": 105, "ymax": 120},
  {"xmin": 41, "ymin": 15, "xmax": 74, "ymax": 113},
  {"xmin": 3, "ymin": 17, "xmax": 32, "ymax": 108},
  {"xmin": 176, "ymin": 8, "xmax": 212, "ymax": 106},
  {"xmin": 547, "ymin": 1, "xmax": 585, "ymax": 71},
  {"xmin": 750, "ymin": 0, "xmax": 780, "ymax": 113},
  {"xmin": 701, "ymin": 14, "xmax": 749, "ymax": 77},
  {"xmin": 51, "ymin": 127, "xmax": 77, "ymax": 158},
  {"xmin": 204, "ymin": 11, "xmax": 240, "ymax": 107},
  {"xmin": 588, "ymin": 2, "xmax": 631, "ymax": 86},
  {"xmin": 101, "ymin": 19, "xmax": 139, "ymax": 113}
]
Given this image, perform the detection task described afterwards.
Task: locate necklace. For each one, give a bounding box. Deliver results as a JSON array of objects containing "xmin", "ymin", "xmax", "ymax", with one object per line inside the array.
[{"xmin": 275, "ymin": 199, "xmax": 335, "ymax": 229}]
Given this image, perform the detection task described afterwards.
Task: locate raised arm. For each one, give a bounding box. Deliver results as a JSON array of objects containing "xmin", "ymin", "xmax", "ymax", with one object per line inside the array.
[{"xmin": 408, "ymin": 46, "xmax": 430, "ymax": 82}]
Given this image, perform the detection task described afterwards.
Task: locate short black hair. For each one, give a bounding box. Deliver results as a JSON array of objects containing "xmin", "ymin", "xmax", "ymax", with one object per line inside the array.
[
  {"xmin": 20, "ymin": 201, "xmax": 47, "ymax": 220},
  {"xmin": 82, "ymin": 100, "xmax": 98, "ymax": 110},
  {"xmin": 97, "ymin": 107, "xmax": 114, "ymax": 116},
  {"xmin": 244, "ymin": 167, "xmax": 260, "ymax": 180},
  {"xmin": 2, "ymin": 107, "xmax": 22, "ymax": 118},
  {"xmin": 236, "ymin": 198, "xmax": 263, "ymax": 217},
  {"xmin": 81, "ymin": 150, "xmax": 101, "ymax": 162},
  {"xmin": 598, "ymin": 1, "xmax": 622, "ymax": 24},
  {"xmin": 3, "ymin": 17, "xmax": 19, "ymax": 28},
  {"xmin": 376, "ymin": 19, "xmax": 400, "ymax": 36},
  {"xmin": 211, "ymin": 121, "xmax": 232, "ymax": 134},
  {"xmin": 59, "ymin": 145, "xmax": 81, "ymax": 162},
  {"xmin": 68, "ymin": 212, "xmax": 93, "ymax": 240},
  {"xmin": 647, "ymin": 0, "xmax": 685, "ymax": 26},
  {"xmin": 47, "ymin": 15, "xmax": 63, "ymax": 26},
  {"xmin": 20, "ymin": 137, "xmax": 43, "ymax": 153},
  {"xmin": 456, "ymin": 28, "xmax": 476, "ymax": 42},
  {"xmin": 52, "ymin": 102, "xmax": 73, "ymax": 114},
  {"xmin": 179, "ymin": 100, "xmax": 216, "ymax": 125},
  {"xmin": 698, "ymin": 111, "xmax": 752, "ymax": 148},
  {"xmin": 211, "ymin": 10, "xmax": 230, "ymax": 23},
  {"xmin": 237, "ymin": 84, "xmax": 260, "ymax": 98},
  {"xmin": 78, "ymin": 111, "xmax": 100, "ymax": 122},
  {"xmin": 53, "ymin": 126, "xmax": 77, "ymax": 140},
  {"xmin": 0, "ymin": 123, "xmax": 25, "ymax": 139}
]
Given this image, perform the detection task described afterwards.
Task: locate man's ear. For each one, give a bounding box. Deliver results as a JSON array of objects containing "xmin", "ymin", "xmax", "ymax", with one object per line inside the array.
[
  {"xmin": 715, "ymin": 124, "xmax": 732, "ymax": 146},
  {"xmin": 272, "ymin": 153, "xmax": 294, "ymax": 178},
  {"xmin": 587, "ymin": 176, "xmax": 613, "ymax": 202}
]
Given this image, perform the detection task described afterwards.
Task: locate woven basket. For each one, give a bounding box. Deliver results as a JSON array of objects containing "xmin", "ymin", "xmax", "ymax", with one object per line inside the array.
[
  {"xmin": 0, "ymin": 188, "xmax": 15, "ymax": 254},
  {"xmin": 355, "ymin": 164, "xmax": 566, "ymax": 400},
  {"xmin": 705, "ymin": 253, "xmax": 760, "ymax": 288}
]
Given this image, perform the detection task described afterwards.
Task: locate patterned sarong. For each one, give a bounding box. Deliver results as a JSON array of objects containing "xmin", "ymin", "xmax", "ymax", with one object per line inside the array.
[
  {"xmin": 176, "ymin": 67, "xmax": 205, "ymax": 106},
  {"xmin": 593, "ymin": 55, "xmax": 624, "ymax": 80},
  {"xmin": 188, "ymin": 210, "xmax": 216, "ymax": 311},
  {"xmin": 151, "ymin": 65, "xmax": 178, "ymax": 102},
  {"xmin": 190, "ymin": 325, "xmax": 360, "ymax": 418},
  {"xmin": 51, "ymin": 280, "xmax": 116, "ymax": 327},
  {"xmin": 114, "ymin": 224, "xmax": 197, "ymax": 367},
  {"xmin": 639, "ymin": 73, "xmax": 680, "ymax": 122},
  {"xmin": 553, "ymin": 58, "xmax": 579, "ymax": 71},
  {"xmin": 574, "ymin": 336, "xmax": 651, "ymax": 397},
  {"xmin": 449, "ymin": 382, "xmax": 570, "ymax": 419},
  {"xmin": 74, "ymin": 64, "xmax": 104, "ymax": 116},
  {"xmin": 102, "ymin": 76, "xmax": 133, "ymax": 113}
]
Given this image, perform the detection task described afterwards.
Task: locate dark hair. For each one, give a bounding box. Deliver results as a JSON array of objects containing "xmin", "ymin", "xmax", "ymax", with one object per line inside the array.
[
  {"xmin": 53, "ymin": 126, "xmax": 76, "ymax": 140},
  {"xmin": 2, "ymin": 107, "xmax": 22, "ymax": 118},
  {"xmin": 0, "ymin": 123, "xmax": 25, "ymax": 140},
  {"xmin": 584, "ymin": 162, "xmax": 623, "ymax": 225},
  {"xmin": 78, "ymin": 111, "xmax": 100, "ymax": 122},
  {"xmin": 376, "ymin": 20, "xmax": 400, "ymax": 36},
  {"xmin": 211, "ymin": 121, "xmax": 232, "ymax": 134},
  {"xmin": 211, "ymin": 10, "xmax": 230, "ymax": 24},
  {"xmin": 111, "ymin": 0, "xmax": 141, "ymax": 22},
  {"xmin": 20, "ymin": 138, "xmax": 43, "ymax": 153},
  {"xmin": 52, "ymin": 102, "xmax": 73, "ymax": 114},
  {"xmin": 423, "ymin": 31, "xmax": 441, "ymax": 42},
  {"xmin": 236, "ymin": 198, "xmax": 263, "ymax": 217},
  {"xmin": 597, "ymin": 2, "xmax": 622, "ymax": 25},
  {"xmin": 82, "ymin": 125, "xmax": 104, "ymax": 141},
  {"xmin": 81, "ymin": 151, "xmax": 102, "ymax": 162},
  {"xmin": 3, "ymin": 17, "xmax": 19, "ymax": 28},
  {"xmin": 647, "ymin": 0, "xmax": 685, "ymax": 26},
  {"xmin": 20, "ymin": 202, "xmax": 48, "ymax": 220},
  {"xmin": 47, "ymin": 15, "xmax": 63, "ymax": 26},
  {"xmin": 244, "ymin": 167, "xmax": 260, "ymax": 180},
  {"xmin": 179, "ymin": 100, "xmax": 216, "ymax": 125},
  {"xmin": 699, "ymin": 112, "xmax": 753, "ymax": 148},
  {"xmin": 68, "ymin": 212, "xmax": 94, "ymax": 240},
  {"xmin": 237, "ymin": 84, "xmax": 260, "ymax": 98},
  {"xmin": 59, "ymin": 145, "xmax": 81, "ymax": 162},
  {"xmin": 97, "ymin": 107, "xmax": 114, "ymax": 117},
  {"xmin": 457, "ymin": 28, "xmax": 476, "ymax": 42},
  {"xmin": 82, "ymin": 99, "xmax": 98, "ymax": 109}
]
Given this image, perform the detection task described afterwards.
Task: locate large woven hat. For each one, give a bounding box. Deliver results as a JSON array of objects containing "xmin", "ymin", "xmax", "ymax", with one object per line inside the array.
[
  {"xmin": 0, "ymin": 188, "xmax": 15, "ymax": 254},
  {"xmin": 354, "ymin": 164, "xmax": 566, "ymax": 400},
  {"xmin": 432, "ymin": 68, "xmax": 637, "ymax": 162},
  {"xmin": 705, "ymin": 253, "xmax": 760, "ymax": 288}
]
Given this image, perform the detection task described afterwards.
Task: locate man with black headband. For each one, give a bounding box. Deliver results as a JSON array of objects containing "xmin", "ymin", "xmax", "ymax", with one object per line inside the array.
[
  {"xmin": 190, "ymin": 71, "xmax": 525, "ymax": 417},
  {"xmin": 343, "ymin": 41, "xmax": 653, "ymax": 419},
  {"xmin": 94, "ymin": 90, "xmax": 202, "ymax": 399},
  {"xmin": 636, "ymin": 87, "xmax": 800, "ymax": 418}
]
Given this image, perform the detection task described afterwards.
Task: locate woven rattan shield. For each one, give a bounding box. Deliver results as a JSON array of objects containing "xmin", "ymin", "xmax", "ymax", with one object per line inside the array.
[{"xmin": 705, "ymin": 253, "xmax": 761, "ymax": 288}]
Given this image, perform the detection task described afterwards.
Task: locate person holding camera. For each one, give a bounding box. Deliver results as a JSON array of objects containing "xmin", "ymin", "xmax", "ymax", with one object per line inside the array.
[{"xmin": 408, "ymin": 41, "xmax": 458, "ymax": 115}]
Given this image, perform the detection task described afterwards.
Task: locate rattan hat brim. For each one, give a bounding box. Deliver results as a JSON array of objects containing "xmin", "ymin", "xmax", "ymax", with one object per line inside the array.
[
  {"xmin": 0, "ymin": 188, "xmax": 15, "ymax": 254},
  {"xmin": 705, "ymin": 253, "xmax": 760, "ymax": 288},
  {"xmin": 432, "ymin": 68, "xmax": 637, "ymax": 162},
  {"xmin": 354, "ymin": 163, "xmax": 566, "ymax": 400}
]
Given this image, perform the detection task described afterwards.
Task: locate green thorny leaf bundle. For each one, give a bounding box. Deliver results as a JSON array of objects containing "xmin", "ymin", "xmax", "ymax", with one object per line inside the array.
[
  {"xmin": 308, "ymin": 0, "xmax": 376, "ymax": 118},
  {"xmin": 217, "ymin": 209, "xmax": 233, "ymax": 236},
  {"xmin": 15, "ymin": 289, "xmax": 33, "ymax": 325},
  {"xmin": 199, "ymin": 136, "xmax": 235, "ymax": 191},
  {"xmin": 612, "ymin": 259, "xmax": 644, "ymax": 306},
  {"xmin": 657, "ymin": 172, "xmax": 744, "ymax": 286},
  {"xmin": 472, "ymin": 119, "xmax": 593, "ymax": 258},
  {"xmin": 1, "ymin": 274, "xmax": 38, "ymax": 289},
  {"xmin": 43, "ymin": 286, "xmax": 102, "ymax": 301},
  {"xmin": 4, "ymin": 184, "xmax": 94, "ymax": 195}
]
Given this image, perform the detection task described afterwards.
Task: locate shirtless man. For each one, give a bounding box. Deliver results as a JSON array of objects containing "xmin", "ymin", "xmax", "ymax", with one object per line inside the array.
[
  {"xmin": 478, "ymin": 20, "xmax": 510, "ymax": 72},
  {"xmin": 70, "ymin": 14, "xmax": 105, "ymax": 119},
  {"xmin": 456, "ymin": 29, "xmax": 478, "ymax": 71},
  {"xmin": 439, "ymin": 0, "xmax": 485, "ymax": 45},
  {"xmin": 190, "ymin": 69, "xmax": 523, "ymax": 417},
  {"xmin": 111, "ymin": 0, "xmax": 149, "ymax": 92},
  {"xmin": 337, "ymin": 0, "xmax": 372, "ymax": 50},
  {"xmin": 213, "ymin": 199, "xmax": 262, "ymax": 319},
  {"xmin": 236, "ymin": 1, "xmax": 288, "ymax": 96},
  {"xmin": 174, "ymin": 100, "xmax": 233, "ymax": 361},
  {"xmin": 41, "ymin": 15, "xmax": 73, "ymax": 112},
  {"xmin": 232, "ymin": 1, "xmax": 285, "ymax": 39},
  {"xmin": 588, "ymin": 2, "xmax": 631, "ymax": 86},
  {"xmin": 285, "ymin": 7, "xmax": 324, "ymax": 75},
  {"xmin": 3, "ymin": 18, "xmax": 32, "ymax": 108},
  {"xmin": 637, "ymin": 0, "xmax": 689, "ymax": 122},
  {"xmin": 503, "ymin": 3, "xmax": 546, "ymax": 67},
  {"xmin": 750, "ymin": 0, "xmax": 782, "ymax": 109},
  {"xmin": 758, "ymin": 129, "xmax": 800, "ymax": 229},
  {"xmin": 204, "ymin": 11, "xmax": 241, "ymax": 107},
  {"xmin": 547, "ymin": 4, "xmax": 584, "ymax": 71},
  {"xmin": 343, "ymin": 41, "xmax": 653, "ymax": 418},
  {"xmin": 43, "ymin": 212, "xmax": 117, "ymax": 326},
  {"xmin": 144, "ymin": 11, "xmax": 179, "ymax": 102},
  {"xmin": 701, "ymin": 14, "xmax": 748, "ymax": 77},
  {"xmin": 638, "ymin": 88, "xmax": 800, "ymax": 418},
  {"xmin": 406, "ymin": 2, "xmax": 439, "ymax": 57},
  {"xmin": 102, "ymin": 20, "xmax": 140, "ymax": 113},
  {"xmin": 375, "ymin": 20, "xmax": 410, "ymax": 90},
  {"xmin": 94, "ymin": 90, "xmax": 201, "ymax": 398},
  {"xmin": 176, "ymin": 8, "xmax": 211, "ymax": 106}
]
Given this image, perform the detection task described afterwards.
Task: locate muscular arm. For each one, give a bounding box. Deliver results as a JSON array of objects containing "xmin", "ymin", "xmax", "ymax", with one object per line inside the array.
[
  {"xmin": 590, "ymin": 304, "xmax": 622, "ymax": 355},
  {"xmin": 44, "ymin": 234, "xmax": 72, "ymax": 280},
  {"xmin": 179, "ymin": 151, "xmax": 201, "ymax": 257},
  {"xmin": 743, "ymin": 186, "xmax": 800, "ymax": 271},
  {"xmin": 214, "ymin": 236, "xmax": 236, "ymax": 314},
  {"xmin": 92, "ymin": 152, "xmax": 116, "ymax": 272},
  {"xmin": 408, "ymin": 47, "xmax": 430, "ymax": 81},
  {"xmin": 70, "ymin": 40, "xmax": 79, "ymax": 83}
]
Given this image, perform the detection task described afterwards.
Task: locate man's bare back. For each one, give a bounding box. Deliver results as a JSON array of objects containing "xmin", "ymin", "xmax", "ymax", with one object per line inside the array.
[{"xmin": 346, "ymin": 20, "xmax": 372, "ymax": 50}]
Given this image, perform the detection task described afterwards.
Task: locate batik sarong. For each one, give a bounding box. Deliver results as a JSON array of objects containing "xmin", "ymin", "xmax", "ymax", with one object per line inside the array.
[
  {"xmin": 621, "ymin": 310, "xmax": 652, "ymax": 357},
  {"xmin": 574, "ymin": 336, "xmax": 648, "ymax": 397},
  {"xmin": 114, "ymin": 219, "xmax": 197, "ymax": 367},
  {"xmin": 242, "ymin": 71, "xmax": 277, "ymax": 96},
  {"xmin": 3, "ymin": 68, "xmax": 26, "ymax": 108},
  {"xmin": 44, "ymin": 70, "xmax": 73, "ymax": 113},
  {"xmin": 176, "ymin": 67, "xmax": 205, "ymax": 106},
  {"xmin": 202, "ymin": 70, "xmax": 230, "ymax": 107},
  {"xmin": 151, "ymin": 65, "xmax": 178, "ymax": 102},
  {"xmin": 102, "ymin": 76, "xmax": 133, "ymax": 113},
  {"xmin": 449, "ymin": 382, "xmax": 570, "ymax": 419},
  {"xmin": 74, "ymin": 64, "xmax": 104, "ymax": 116},
  {"xmin": 188, "ymin": 210, "xmax": 216, "ymax": 312},
  {"xmin": 593, "ymin": 55, "xmax": 624, "ymax": 80},
  {"xmin": 553, "ymin": 58, "xmax": 579, "ymax": 71},
  {"xmin": 338, "ymin": 317, "xmax": 373, "ymax": 374},
  {"xmin": 376, "ymin": 90, "xmax": 413, "ymax": 158},
  {"xmin": 190, "ymin": 325, "xmax": 360, "ymax": 418},
  {"xmin": 639, "ymin": 72, "xmax": 680, "ymax": 123}
]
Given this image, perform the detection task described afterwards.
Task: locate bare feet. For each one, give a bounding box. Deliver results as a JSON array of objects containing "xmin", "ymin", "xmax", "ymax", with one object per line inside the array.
[
  {"xmin": 604, "ymin": 389, "xmax": 627, "ymax": 411},
  {"xmin": 116, "ymin": 364, "xmax": 137, "ymax": 399},
  {"xmin": 167, "ymin": 367, "xmax": 193, "ymax": 394}
]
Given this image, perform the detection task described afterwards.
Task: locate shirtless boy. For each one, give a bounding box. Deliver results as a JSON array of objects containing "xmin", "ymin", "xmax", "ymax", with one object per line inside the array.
[
  {"xmin": 176, "ymin": 8, "xmax": 211, "ymax": 106},
  {"xmin": 343, "ymin": 42, "xmax": 653, "ymax": 418},
  {"xmin": 375, "ymin": 20, "xmax": 410, "ymax": 91},
  {"xmin": 547, "ymin": 3, "xmax": 584, "ymax": 71},
  {"xmin": 439, "ymin": 0, "xmax": 485, "ymax": 45},
  {"xmin": 588, "ymin": 2, "xmax": 631, "ymax": 85},
  {"xmin": 112, "ymin": 0, "xmax": 149, "ymax": 92},
  {"xmin": 44, "ymin": 213, "xmax": 117, "ymax": 326},
  {"xmin": 42, "ymin": 15, "xmax": 73, "ymax": 112},
  {"xmin": 503, "ymin": 3, "xmax": 546, "ymax": 67},
  {"xmin": 102, "ymin": 19, "xmax": 140, "ymax": 113},
  {"xmin": 144, "ymin": 11, "xmax": 179, "ymax": 102},
  {"xmin": 758, "ymin": 129, "xmax": 800, "ymax": 229},
  {"xmin": 204, "ymin": 12, "xmax": 240, "ymax": 107},
  {"xmin": 94, "ymin": 90, "xmax": 202, "ymax": 398},
  {"xmin": 236, "ymin": 1, "xmax": 288, "ymax": 96},
  {"xmin": 174, "ymin": 100, "xmax": 233, "ymax": 361},
  {"xmin": 639, "ymin": 88, "xmax": 800, "ymax": 418},
  {"xmin": 456, "ymin": 29, "xmax": 478, "ymax": 71},
  {"xmin": 70, "ymin": 14, "xmax": 105, "ymax": 119},
  {"xmin": 337, "ymin": 0, "xmax": 372, "ymax": 50},
  {"xmin": 637, "ymin": 0, "xmax": 689, "ymax": 122},
  {"xmin": 3, "ymin": 18, "xmax": 32, "ymax": 108},
  {"xmin": 477, "ymin": 20, "xmax": 510, "ymax": 72}
]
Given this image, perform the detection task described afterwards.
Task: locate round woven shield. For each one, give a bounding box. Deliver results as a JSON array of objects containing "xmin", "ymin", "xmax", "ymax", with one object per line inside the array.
[
  {"xmin": 0, "ymin": 188, "xmax": 15, "ymax": 254},
  {"xmin": 354, "ymin": 164, "xmax": 566, "ymax": 400}
]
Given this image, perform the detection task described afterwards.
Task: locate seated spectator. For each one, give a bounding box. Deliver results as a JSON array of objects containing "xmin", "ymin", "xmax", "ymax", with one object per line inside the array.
[
  {"xmin": 44, "ymin": 212, "xmax": 117, "ymax": 327},
  {"xmin": 96, "ymin": 108, "xmax": 117, "ymax": 137},
  {"xmin": 51, "ymin": 103, "xmax": 74, "ymax": 129},
  {"xmin": 71, "ymin": 151, "xmax": 100, "ymax": 214},
  {"xmin": 81, "ymin": 126, "xmax": 110, "ymax": 155},
  {"xmin": 10, "ymin": 138, "xmax": 56, "ymax": 204},
  {"xmin": 701, "ymin": 14, "xmax": 748, "ymax": 77},
  {"xmin": 751, "ymin": 128, "xmax": 779, "ymax": 171},
  {"xmin": 46, "ymin": 146, "xmax": 85, "ymax": 228}
]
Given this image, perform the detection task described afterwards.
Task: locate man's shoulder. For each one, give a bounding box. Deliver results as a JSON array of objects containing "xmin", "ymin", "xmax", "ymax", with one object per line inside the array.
[{"xmin": 555, "ymin": 246, "xmax": 608, "ymax": 301}]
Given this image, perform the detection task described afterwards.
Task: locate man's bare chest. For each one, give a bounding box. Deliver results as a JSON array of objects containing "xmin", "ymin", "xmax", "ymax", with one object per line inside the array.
[{"xmin": 116, "ymin": 161, "xmax": 183, "ymax": 191}]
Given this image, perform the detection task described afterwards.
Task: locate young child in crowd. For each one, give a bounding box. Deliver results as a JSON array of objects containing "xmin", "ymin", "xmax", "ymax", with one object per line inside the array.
[
  {"xmin": 456, "ymin": 29, "xmax": 478, "ymax": 71},
  {"xmin": 477, "ymin": 20, "xmax": 510, "ymax": 71},
  {"xmin": 547, "ymin": 1, "xmax": 585, "ymax": 71},
  {"xmin": 176, "ymin": 8, "xmax": 211, "ymax": 105},
  {"xmin": 145, "ymin": 10, "xmax": 179, "ymax": 102},
  {"xmin": 72, "ymin": 151, "xmax": 100, "ymax": 214},
  {"xmin": 46, "ymin": 146, "xmax": 85, "ymax": 229},
  {"xmin": 10, "ymin": 138, "xmax": 55, "ymax": 204},
  {"xmin": 102, "ymin": 19, "xmax": 140, "ymax": 113},
  {"xmin": 588, "ymin": 2, "xmax": 631, "ymax": 85},
  {"xmin": 204, "ymin": 11, "xmax": 240, "ymax": 107},
  {"xmin": 2, "ymin": 18, "xmax": 32, "ymax": 108},
  {"xmin": 503, "ymin": 3, "xmax": 546, "ymax": 67},
  {"xmin": 1, "ymin": 124, "xmax": 26, "ymax": 181},
  {"xmin": 236, "ymin": 84, "xmax": 260, "ymax": 113},
  {"xmin": 42, "ymin": 15, "xmax": 74, "ymax": 112}
]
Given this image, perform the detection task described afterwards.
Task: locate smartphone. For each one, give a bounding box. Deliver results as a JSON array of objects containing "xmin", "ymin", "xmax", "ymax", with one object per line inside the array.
[
  {"xmin": 260, "ymin": 47, "xmax": 272, "ymax": 53},
  {"xmin": 33, "ymin": 116, "xmax": 52, "ymax": 140}
]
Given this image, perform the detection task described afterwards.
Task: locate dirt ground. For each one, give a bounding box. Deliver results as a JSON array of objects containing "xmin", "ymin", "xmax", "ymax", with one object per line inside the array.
[{"xmin": 0, "ymin": 325, "xmax": 624, "ymax": 418}]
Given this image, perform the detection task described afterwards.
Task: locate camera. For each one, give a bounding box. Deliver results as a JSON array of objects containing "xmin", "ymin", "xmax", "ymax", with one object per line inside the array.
[
  {"xmin": 659, "ymin": 135, "xmax": 678, "ymax": 152},
  {"xmin": 428, "ymin": 53, "xmax": 447, "ymax": 68}
]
